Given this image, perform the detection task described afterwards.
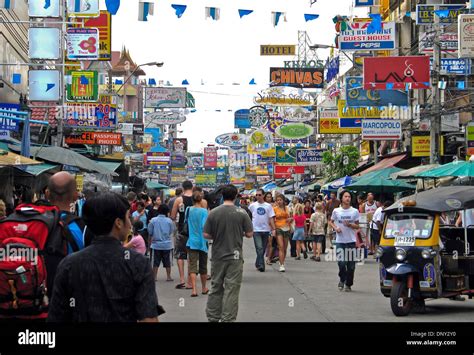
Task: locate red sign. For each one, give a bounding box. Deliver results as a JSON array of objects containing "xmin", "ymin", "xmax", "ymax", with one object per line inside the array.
[
  {"xmin": 65, "ymin": 132, "xmax": 122, "ymax": 145},
  {"xmin": 363, "ymin": 56, "xmax": 430, "ymax": 90},
  {"xmin": 204, "ymin": 147, "xmax": 218, "ymax": 168},
  {"xmin": 274, "ymin": 165, "xmax": 305, "ymax": 178}
]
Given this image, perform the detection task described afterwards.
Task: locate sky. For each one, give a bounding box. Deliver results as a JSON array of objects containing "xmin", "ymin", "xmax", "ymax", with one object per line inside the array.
[{"xmin": 107, "ymin": 0, "xmax": 367, "ymax": 152}]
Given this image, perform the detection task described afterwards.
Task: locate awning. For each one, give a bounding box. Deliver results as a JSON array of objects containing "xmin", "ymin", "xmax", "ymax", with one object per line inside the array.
[
  {"xmin": 146, "ymin": 181, "xmax": 169, "ymax": 190},
  {"xmin": 95, "ymin": 161, "xmax": 122, "ymax": 173},
  {"xmin": 21, "ymin": 163, "xmax": 59, "ymax": 176},
  {"xmin": 0, "ymin": 150, "xmax": 42, "ymax": 166},
  {"xmin": 355, "ymin": 154, "xmax": 407, "ymax": 177}
]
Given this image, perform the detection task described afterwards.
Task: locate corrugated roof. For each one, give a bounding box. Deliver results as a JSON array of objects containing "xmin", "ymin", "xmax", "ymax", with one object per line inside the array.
[{"xmin": 95, "ymin": 161, "xmax": 122, "ymax": 172}]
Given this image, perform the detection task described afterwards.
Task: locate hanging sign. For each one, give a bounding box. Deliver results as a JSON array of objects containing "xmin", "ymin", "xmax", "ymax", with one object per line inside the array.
[
  {"xmin": 260, "ymin": 45, "xmax": 296, "ymax": 56},
  {"xmin": 66, "ymin": 28, "xmax": 99, "ymax": 60},
  {"xmin": 296, "ymin": 149, "xmax": 324, "ymax": 166},
  {"xmin": 346, "ymin": 77, "xmax": 408, "ymax": 107},
  {"xmin": 338, "ymin": 21, "xmax": 396, "ymax": 51},
  {"xmin": 78, "ymin": 11, "xmax": 112, "ymax": 61},
  {"xmin": 361, "ymin": 119, "xmax": 402, "ymax": 140},
  {"xmin": 144, "ymin": 87, "xmax": 187, "ymax": 108},
  {"xmin": 416, "ymin": 5, "xmax": 466, "ymax": 25},
  {"xmin": 248, "ymin": 129, "xmax": 273, "ymax": 151},
  {"xmin": 67, "ymin": 0, "xmax": 100, "ymax": 17},
  {"xmin": 275, "ymin": 123, "xmax": 314, "ymax": 139},
  {"xmin": 458, "ymin": 14, "xmax": 474, "ymax": 58},
  {"xmin": 145, "ymin": 111, "xmax": 186, "ymax": 126},
  {"xmin": 215, "ymin": 133, "xmax": 247, "ymax": 148},
  {"xmin": 412, "ymin": 136, "xmax": 431, "ymax": 157},
  {"xmin": 281, "ymin": 107, "xmax": 317, "ymax": 122},
  {"xmin": 269, "ymin": 67, "xmax": 324, "ymax": 88},
  {"xmin": 254, "ymin": 87, "xmax": 313, "ymax": 107},
  {"xmin": 66, "ymin": 70, "xmax": 98, "ymax": 102},
  {"xmin": 65, "ymin": 132, "xmax": 121, "ymax": 145}
]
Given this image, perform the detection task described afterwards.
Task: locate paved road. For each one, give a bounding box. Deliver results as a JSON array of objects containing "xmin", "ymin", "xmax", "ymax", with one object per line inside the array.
[{"xmin": 156, "ymin": 238, "xmax": 474, "ymax": 322}]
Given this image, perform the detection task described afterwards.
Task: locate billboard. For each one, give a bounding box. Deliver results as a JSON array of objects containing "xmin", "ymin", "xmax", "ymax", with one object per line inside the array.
[
  {"xmin": 346, "ymin": 77, "xmax": 408, "ymax": 107},
  {"xmin": 363, "ymin": 56, "xmax": 430, "ymax": 90},
  {"xmin": 416, "ymin": 5, "xmax": 466, "ymax": 25},
  {"xmin": 459, "ymin": 14, "xmax": 474, "ymax": 58},
  {"xmin": 296, "ymin": 149, "xmax": 324, "ymax": 166},
  {"xmin": 412, "ymin": 136, "xmax": 431, "ymax": 157},
  {"xmin": 361, "ymin": 119, "xmax": 402, "ymax": 141},
  {"xmin": 78, "ymin": 11, "xmax": 112, "ymax": 61},
  {"xmin": 146, "ymin": 152, "xmax": 171, "ymax": 166},
  {"xmin": 144, "ymin": 87, "xmax": 187, "ymax": 108},
  {"xmin": 204, "ymin": 147, "xmax": 218, "ymax": 168},
  {"xmin": 260, "ymin": 45, "xmax": 295, "ymax": 56},
  {"xmin": 338, "ymin": 21, "xmax": 396, "ymax": 51},
  {"xmin": 65, "ymin": 103, "xmax": 116, "ymax": 129},
  {"xmin": 66, "ymin": 70, "xmax": 98, "ymax": 102},
  {"xmin": 269, "ymin": 67, "xmax": 324, "ymax": 88},
  {"xmin": 66, "ymin": 28, "xmax": 99, "ymax": 60}
]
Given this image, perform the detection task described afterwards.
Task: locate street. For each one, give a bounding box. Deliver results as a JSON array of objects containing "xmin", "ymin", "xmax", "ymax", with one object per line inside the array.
[{"xmin": 157, "ymin": 238, "xmax": 474, "ymax": 322}]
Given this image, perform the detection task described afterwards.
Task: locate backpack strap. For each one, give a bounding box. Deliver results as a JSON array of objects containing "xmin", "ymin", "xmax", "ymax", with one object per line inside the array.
[{"xmin": 59, "ymin": 214, "xmax": 82, "ymax": 253}]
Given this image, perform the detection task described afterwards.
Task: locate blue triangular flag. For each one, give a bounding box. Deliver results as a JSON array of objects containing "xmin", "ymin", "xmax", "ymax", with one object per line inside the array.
[
  {"xmin": 12, "ymin": 73, "xmax": 21, "ymax": 84},
  {"xmin": 80, "ymin": 75, "xmax": 89, "ymax": 85},
  {"xmin": 434, "ymin": 10, "xmax": 450, "ymax": 18},
  {"xmin": 182, "ymin": 79, "xmax": 189, "ymax": 85},
  {"xmin": 386, "ymin": 83, "xmax": 394, "ymax": 90},
  {"xmin": 74, "ymin": 0, "xmax": 80, "ymax": 12},
  {"xmin": 457, "ymin": 81, "xmax": 466, "ymax": 90},
  {"xmin": 1, "ymin": 0, "xmax": 13, "ymax": 9},
  {"xmin": 238, "ymin": 9, "xmax": 253, "ymax": 18},
  {"xmin": 304, "ymin": 14, "xmax": 319, "ymax": 22},
  {"xmin": 206, "ymin": 7, "xmax": 220, "ymax": 20},
  {"xmin": 172, "ymin": 4, "xmax": 187, "ymax": 18},
  {"xmin": 272, "ymin": 12, "xmax": 286, "ymax": 27},
  {"xmin": 44, "ymin": 0, "xmax": 50, "ymax": 9},
  {"xmin": 367, "ymin": 14, "xmax": 382, "ymax": 34},
  {"xmin": 249, "ymin": 78, "xmax": 256, "ymax": 85},
  {"xmin": 148, "ymin": 78, "xmax": 156, "ymax": 85},
  {"xmin": 139, "ymin": 2, "xmax": 154, "ymax": 21},
  {"xmin": 105, "ymin": 0, "xmax": 120, "ymax": 15},
  {"xmin": 115, "ymin": 79, "xmax": 123, "ymax": 85},
  {"xmin": 46, "ymin": 83, "xmax": 55, "ymax": 92}
]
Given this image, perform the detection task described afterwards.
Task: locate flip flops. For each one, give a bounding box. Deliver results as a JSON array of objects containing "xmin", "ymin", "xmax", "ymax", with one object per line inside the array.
[
  {"xmin": 175, "ymin": 283, "xmax": 186, "ymax": 289},
  {"xmin": 191, "ymin": 293, "xmax": 198, "ymax": 297},
  {"xmin": 202, "ymin": 289, "xmax": 209, "ymax": 295}
]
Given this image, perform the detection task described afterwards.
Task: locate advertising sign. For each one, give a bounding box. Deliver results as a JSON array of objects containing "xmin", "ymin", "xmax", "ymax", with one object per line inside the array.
[
  {"xmin": 65, "ymin": 132, "xmax": 122, "ymax": 145},
  {"xmin": 133, "ymin": 124, "xmax": 144, "ymax": 135},
  {"xmin": 282, "ymin": 107, "xmax": 317, "ymax": 122},
  {"xmin": 459, "ymin": 14, "xmax": 474, "ymax": 58},
  {"xmin": 275, "ymin": 123, "xmax": 314, "ymax": 139},
  {"xmin": 215, "ymin": 133, "xmax": 247, "ymax": 148},
  {"xmin": 172, "ymin": 138, "xmax": 188, "ymax": 153},
  {"xmin": 260, "ymin": 45, "xmax": 295, "ymax": 56},
  {"xmin": 269, "ymin": 67, "xmax": 323, "ymax": 89},
  {"xmin": 274, "ymin": 165, "xmax": 305, "ymax": 179},
  {"xmin": 441, "ymin": 113, "xmax": 460, "ymax": 132},
  {"xmin": 338, "ymin": 21, "xmax": 396, "ymax": 51},
  {"xmin": 276, "ymin": 146, "xmax": 297, "ymax": 164},
  {"xmin": 171, "ymin": 153, "xmax": 187, "ymax": 168},
  {"xmin": 467, "ymin": 123, "xmax": 474, "ymax": 156},
  {"xmin": 145, "ymin": 110, "xmax": 186, "ymax": 126},
  {"xmin": 361, "ymin": 119, "xmax": 402, "ymax": 140},
  {"xmin": 0, "ymin": 103, "xmax": 20, "ymax": 131},
  {"xmin": 235, "ymin": 109, "xmax": 251, "ymax": 128},
  {"xmin": 296, "ymin": 149, "xmax": 324, "ymax": 166},
  {"xmin": 146, "ymin": 152, "xmax": 171, "ymax": 166},
  {"xmin": 346, "ymin": 77, "xmax": 408, "ymax": 107},
  {"xmin": 191, "ymin": 156, "xmax": 204, "ymax": 168},
  {"xmin": 144, "ymin": 87, "xmax": 187, "ymax": 108},
  {"xmin": 66, "ymin": 70, "xmax": 98, "ymax": 102},
  {"xmin": 416, "ymin": 5, "xmax": 466, "ymax": 25},
  {"xmin": 117, "ymin": 123, "xmax": 133, "ymax": 135},
  {"xmin": 66, "ymin": 28, "xmax": 99, "ymax": 60},
  {"xmin": 355, "ymin": 0, "xmax": 374, "ymax": 6},
  {"xmin": 65, "ymin": 103, "xmax": 116, "ymax": 129},
  {"xmin": 195, "ymin": 171, "xmax": 217, "ymax": 186},
  {"xmin": 204, "ymin": 147, "xmax": 218, "ymax": 168},
  {"xmin": 67, "ymin": 0, "xmax": 100, "ymax": 17},
  {"xmin": 363, "ymin": 56, "xmax": 430, "ymax": 90},
  {"xmin": 79, "ymin": 11, "xmax": 112, "ymax": 61},
  {"xmin": 437, "ymin": 58, "xmax": 471, "ymax": 75},
  {"xmin": 319, "ymin": 118, "xmax": 361, "ymax": 134},
  {"xmin": 412, "ymin": 136, "xmax": 431, "ymax": 157},
  {"xmin": 338, "ymin": 100, "xmax": 383, "ymax": 118},
  {"xmin": 419, "ymin": 32, "xmax": 458, "ymax": 54},
  {"xmin": 248, "ymin": 129, "xmax": 273, "ymax": 151}
]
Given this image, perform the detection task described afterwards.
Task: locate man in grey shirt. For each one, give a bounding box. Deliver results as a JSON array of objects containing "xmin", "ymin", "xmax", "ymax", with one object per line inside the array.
[{"xmin": 203, "ymin": 185, "xmax": 253, "ymax": 322}]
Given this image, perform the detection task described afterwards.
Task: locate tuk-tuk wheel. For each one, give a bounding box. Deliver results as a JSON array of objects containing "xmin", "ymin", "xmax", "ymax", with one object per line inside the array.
[{"xmin": 390, "ymin": 281, "xmax": 413, "ymax": 317}]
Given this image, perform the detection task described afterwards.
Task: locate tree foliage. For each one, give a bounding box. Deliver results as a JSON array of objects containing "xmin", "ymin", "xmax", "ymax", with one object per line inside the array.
[{"xmin": 322, "ymin": 145, "xmax": 360, "ymax": 181}]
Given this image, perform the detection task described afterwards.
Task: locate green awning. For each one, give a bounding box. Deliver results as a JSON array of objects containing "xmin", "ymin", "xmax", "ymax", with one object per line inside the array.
[
  {"xmin": 22, "ymin": 163, "xmax": 58, "ymax": 176},
  {"xmin": 95, "ymin": 161, "xmax": 122, "ymax": 173},
  {"xmin": 146, "ymin": 181, "xmax": 169, "ymax": 190}
]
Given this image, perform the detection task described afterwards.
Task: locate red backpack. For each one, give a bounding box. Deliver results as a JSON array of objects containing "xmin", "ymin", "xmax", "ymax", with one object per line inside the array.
[{"xmin": 0, "ymin": 204, "xmax": 65, "ymax": 319}]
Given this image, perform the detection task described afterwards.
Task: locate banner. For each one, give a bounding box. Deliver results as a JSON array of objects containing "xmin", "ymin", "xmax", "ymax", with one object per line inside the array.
[
  {"xmin": 412, "ymin": 136, "xmax": 431, "ymax": 157},
  {"xmin": 144, "ymin": 87, "xmax": 187, "ymax": 108},
  {"xmin": 363, "ymin": 56, "xmax": 430, "ymax": 90},
  {"xmin": 65, "ymin": 103, "xmax": 117, "ymax": 129},
  {"xmin": 204, "ymin": 147, "xmax": 218, "ymax": 168},
  {"xmin": 338, "ymin": 21, "xmax": 395, "ymax": 51},
  {"xmin": 146, "ymin": 152, "xmax": 171, "ymax": 166},
  {"xmin": 416, "ymin": 5, "xmax": 466, "ymax": 25},
  {"xmin": 66, "ymin": 70, "xmax": 98, "ymax": 102},
  {"xmin": 270, "ymin": 67, "xmax": 323, "ymax": 88},
  {"xmin": 459, "ymin": 14, "xmax": 474, "ymax": 58},
  {"xmin": 361, "ymin": 119, "xmax": 402, "ymax": 140},
  {"xmin": 296, "ymin": 149, "xmax": 324, "ymax": 166},
  {"xmin": 326, "ymin": 56, "xmax": 339, "ymax": 82},
  {"xmin": 346, "ymin": 77, "xmax": 408, "ymax": 107},
  {"xmin": 79, "ymin": 11, "xmax": 112, "ymax": 61},
  {"xmin": 66, "ymin": 28, "xmax": 99, "ymax": 60},
  {"xmin": 260, "ymin": 45, "xmax": 295, "ymax": 56},
  {"xmin": 0, "ymin": 103, "xmax": 20, "ymax": 131},
  {"xmin": 65, "ymin": 132, "xmax": 122, "ymax": 145}
]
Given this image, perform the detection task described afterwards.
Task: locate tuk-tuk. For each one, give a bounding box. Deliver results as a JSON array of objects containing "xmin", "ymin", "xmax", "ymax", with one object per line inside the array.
[{"xmin": 377, "ymin": 186, "xmax": 474, "ymax": 316}]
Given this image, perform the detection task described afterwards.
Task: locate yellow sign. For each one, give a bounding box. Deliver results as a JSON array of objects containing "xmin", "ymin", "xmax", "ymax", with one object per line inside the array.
[
  {"xmin": 319, "ymin": 118, "xmax": 361, "ymax": 134},
  {"xmin": 260, "ymin": 45, "xmax": 296, "ymax": 56},
  {"xmin": 247, "ymin": 147, "xmax": 276, "ymax": 158},
  {"xmin": 361, "ymin": 140, "xmax": 370, "ymax": 156},
  {"xmin": 412, "ymin": 136, "xmax": 431, "ymax": 157},
  {"xmin": 75, "ymin": 174, "xmax": 84, "ymax": 192},
  {"xmin": 338, "ymin": 100, "xmax": 384, "ymax": 119}
]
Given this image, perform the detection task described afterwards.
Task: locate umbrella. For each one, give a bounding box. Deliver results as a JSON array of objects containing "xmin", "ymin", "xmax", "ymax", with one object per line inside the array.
[
  {"xmin": 346, "ymin": 176, "xmax": 416, "ymax": 194},
  {"xmin": 20, "ymin": 115, "xmax": 30, "ymax": 158},
  {"xmin": 146, "ymin": 181, "xmax": 169, "ymax": 190},
  {"xmin": 356, "ymin": 167, "xmax": 403, "ymax": 181},
  {"xmin": 8, "ymin": 145, "xmax": 116, "ymax": 175},
  {"xmin": 415, "ymin": 161, "xmax": 474, "ymax": 178},
  {"xmin": 262, "ymin": 182, "xmax": 277, "ymax": 192},
  {"xmin": 321, "ymin": 175, "xmax": 354, "ymax": 192},
  {"xmin": 391, "ymin": 164, "xmax": 439, "ymax": 179}
]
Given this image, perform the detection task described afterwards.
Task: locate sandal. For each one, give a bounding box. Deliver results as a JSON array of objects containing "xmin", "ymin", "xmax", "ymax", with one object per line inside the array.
[
  {"xmin": 175, "ymin": 283, "xmax": 186, "ymax": 289},
  {"xmin": 265, "ymin": 259, "xmax": 272, "ymax": 265},
  {"xmin": 202, "ymin": 289, "xmax": 209, "ymax": 295},
  {"xmin": 191, "ymin": 293, "xmax": 198, "ymax": 297}
]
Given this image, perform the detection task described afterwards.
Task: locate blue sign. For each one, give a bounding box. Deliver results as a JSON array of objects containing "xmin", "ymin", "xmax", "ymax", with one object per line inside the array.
[
  {"xmin": 234, "ymin": 109, "xmax": 251, "ymax": 129},
  {"xmin": 436, "ymin": 59, "xmax": 471, "ymax": 76},
  {"xmin": 416, "ymin": 5, "xmax": 466, "ymax": 25},
  {"xmin": 326, "ymin": 56, "xmax": 339, "ymax": 82},
  {"xmin": 296, "ymin": 149, "xmax": 324, "ymax": 165},
  {"xmin": 346, "ymin": 77, "xmax": 408, "ymax": 107},
  {"xmin": 340, "ymin": 118, "xmax": 362, "ymax": 129},
  {"xmin": 355, "ymin": 0, "xmax": 374, "ymax": 6},
  {"xmin": 0, "ymin": 103, "xmax": 20, "ymax": 132}
]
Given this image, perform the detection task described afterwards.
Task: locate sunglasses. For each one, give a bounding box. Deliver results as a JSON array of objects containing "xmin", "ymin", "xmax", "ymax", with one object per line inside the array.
[{"xmin": 256, "ymin": 194, "xmax": 262, "ymax": 196}]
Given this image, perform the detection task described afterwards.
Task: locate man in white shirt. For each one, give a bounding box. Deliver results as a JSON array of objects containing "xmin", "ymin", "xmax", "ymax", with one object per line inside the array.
[
  {"xmin": 248, "ymin": 189, "xmax": 276, "ymax": 272},
  {"xmin": 370, "ymin": 200, "xmax": 392, "ymax": 256},
  {"xmin": 329, "ymin": 190, "xmax": 360, "ymax": 292}
]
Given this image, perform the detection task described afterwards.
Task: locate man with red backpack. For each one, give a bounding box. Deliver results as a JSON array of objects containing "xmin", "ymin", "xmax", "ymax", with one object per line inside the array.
[{"xmin": 0, "ymin": 172, "xmax": 90, "ymax": 320}]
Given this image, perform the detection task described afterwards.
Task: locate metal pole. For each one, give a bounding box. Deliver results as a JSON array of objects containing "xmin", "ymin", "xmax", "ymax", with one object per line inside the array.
[
  {"xmin": 430, "ymin": 5, "xmax": 441, "ymax": 164},
  {"xmin": 374, "ymin": 141, "xmax": 379, "ymax": 163}
]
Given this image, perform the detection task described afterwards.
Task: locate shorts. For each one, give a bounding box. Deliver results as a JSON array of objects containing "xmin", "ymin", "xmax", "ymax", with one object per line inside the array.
[
  {"xmin": 275, "ymin": 229, "xmax": 291, "ymax": 238},
  {"xmin": 188, "ymin": 249, "xmax": 208, "ymax": 275},
  {"xmin": 152, "ymin": 249, "xmax": 172, "ymax": 268},
  {"xmin": 370, "ymin": 229, "xmax": 381, "ymax": 246},
  {"xmin": 292, "ymin": 227, "xmax": 305, "ymax": 241},
  {"xmin": 312, "ymin": 234, "xmax": 325, "ymax": 243},
  {"xmin": 174, "ymin": 233, "xmax": 188, "ymax": 260}
]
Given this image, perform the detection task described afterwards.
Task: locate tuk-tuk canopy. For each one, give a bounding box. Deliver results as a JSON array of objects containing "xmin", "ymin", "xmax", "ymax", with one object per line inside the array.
[{"xmin": 385, "ymin": 186, "xmax": 474, "ymax": 214}]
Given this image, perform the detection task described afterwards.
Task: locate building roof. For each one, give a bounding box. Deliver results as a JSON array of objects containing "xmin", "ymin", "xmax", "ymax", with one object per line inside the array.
[{"xmin": 110, "ymin": 47, "xmax": 146, "ymax": 77}]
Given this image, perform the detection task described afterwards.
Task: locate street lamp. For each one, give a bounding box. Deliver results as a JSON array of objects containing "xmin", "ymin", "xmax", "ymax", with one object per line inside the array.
[
  {"xmin": 115, "ymin": 61, "xmax": 164, "ymax": 93},
  {"xmin": 309, "ymin": 44, "xmax": 354, "ymax": 63}
]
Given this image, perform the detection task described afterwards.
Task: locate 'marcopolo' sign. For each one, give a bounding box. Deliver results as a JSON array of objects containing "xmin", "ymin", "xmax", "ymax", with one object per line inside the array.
[{"xmin": 361, "ymin": 119, "xmax": 402, "ymax": 140}]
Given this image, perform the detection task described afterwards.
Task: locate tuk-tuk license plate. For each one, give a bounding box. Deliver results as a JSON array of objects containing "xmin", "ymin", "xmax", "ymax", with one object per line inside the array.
[{"xmin": 394, "ymin": 235, "xmax": 416, "ymax": 246}]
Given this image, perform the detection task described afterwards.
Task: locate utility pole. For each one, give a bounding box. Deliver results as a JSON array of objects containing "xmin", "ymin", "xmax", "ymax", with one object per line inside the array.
[{"xmin": 430, "ymin": 4, "xmax": 441, "ymax": 164}]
